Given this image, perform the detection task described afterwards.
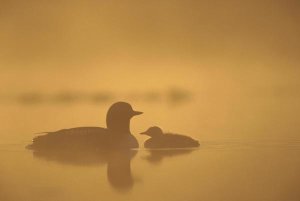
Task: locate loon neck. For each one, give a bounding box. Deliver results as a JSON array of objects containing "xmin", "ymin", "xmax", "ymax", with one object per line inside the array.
[{"xmin": 107, "ymin": 118, "xmax": 132, "ymax": 135}]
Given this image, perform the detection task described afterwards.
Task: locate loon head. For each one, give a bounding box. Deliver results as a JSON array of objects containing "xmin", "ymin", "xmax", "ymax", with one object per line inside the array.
[
  {"xmin": 140, "ymin": 126, "xmax": 163, "ymax": 138},
  {"xmin": 106, "ymin": 102, "xmax": 143, "ymax": 134}
]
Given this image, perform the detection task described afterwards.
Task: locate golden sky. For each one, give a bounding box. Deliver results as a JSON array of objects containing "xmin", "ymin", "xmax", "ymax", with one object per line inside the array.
[{"xmin": 0, "ymin": 0, "xmax": 299, "ymax": 69}]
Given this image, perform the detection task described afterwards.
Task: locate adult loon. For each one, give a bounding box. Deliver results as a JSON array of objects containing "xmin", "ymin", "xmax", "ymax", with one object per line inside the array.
[
  {"xmin": 27, "ymin": 102, "xmax": 143, "ymax": 150},
  {"xmin": 141, "ymin": 126, "xmax": 199, "ymax": 148}
]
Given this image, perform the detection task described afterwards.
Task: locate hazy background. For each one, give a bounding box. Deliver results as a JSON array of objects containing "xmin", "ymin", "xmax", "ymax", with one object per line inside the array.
[{"xmin": 0, "ymin": 0, "xmax": 300, "ymax": 141}]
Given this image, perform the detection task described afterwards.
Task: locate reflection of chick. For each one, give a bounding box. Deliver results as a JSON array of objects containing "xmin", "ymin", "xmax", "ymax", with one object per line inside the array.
[
  {"xmin": 144, "ymin": 149, "xmax": 195, "ymax": 165},
  {"xmin": 140, "ymin": 126, "xmax": 200, "ymax": 148}
]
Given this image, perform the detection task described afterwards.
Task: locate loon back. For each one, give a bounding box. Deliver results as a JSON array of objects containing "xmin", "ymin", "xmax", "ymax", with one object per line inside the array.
[{"xmin": 28, "ymin": 127, "xmax": 138, "ymax": 150}]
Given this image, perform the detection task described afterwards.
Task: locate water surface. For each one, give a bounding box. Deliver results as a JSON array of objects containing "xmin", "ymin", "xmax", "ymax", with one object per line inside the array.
[{"xmin": 0, "ymin": 98, "xmax": 299, "ymax": 201}]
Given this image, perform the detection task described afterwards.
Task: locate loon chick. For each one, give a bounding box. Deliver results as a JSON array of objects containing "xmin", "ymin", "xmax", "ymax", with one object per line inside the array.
[
  {"xmin": 141, "ymin": 126, "xmax": 199, "ymax": 148},
  {"xmin": 27, "ymin": 102, "xmax": 143, "ymax": 150}
]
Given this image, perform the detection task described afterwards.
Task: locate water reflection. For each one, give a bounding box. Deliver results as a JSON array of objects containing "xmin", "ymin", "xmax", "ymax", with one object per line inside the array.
[
  {"xmin": 106, "ymin": 150, "xmax": 136, "ymax": 191},
  {"xmin": 144, "ymin": 149, "xmax": 196, "ymax": 165},
  {"xmin": 32, "ymin": 148, "xmax": 137, "ymax": 192}
]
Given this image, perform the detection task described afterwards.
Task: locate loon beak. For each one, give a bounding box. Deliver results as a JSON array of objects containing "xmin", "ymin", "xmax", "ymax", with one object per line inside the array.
[{"xmin": 132, "ymin": 110, "xmax": 143, "ymax": 116}]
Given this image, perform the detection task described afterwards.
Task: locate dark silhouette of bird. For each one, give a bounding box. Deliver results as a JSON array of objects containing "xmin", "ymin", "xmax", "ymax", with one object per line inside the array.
[
  {"xmin": 27, "ymin": 102, "xmax": 143, "ymax": 150},
  {"xmin": 140, "ymin": 126, "xmax": 200, "ymax": 148}
]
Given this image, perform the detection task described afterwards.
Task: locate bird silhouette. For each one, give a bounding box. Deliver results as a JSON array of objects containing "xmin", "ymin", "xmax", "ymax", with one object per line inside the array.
[
  {"xmin": 141, "ymin": 126, "xmax": 200, "ymax": 148},
  {"xmin": 27, "ymin": 102, "xmax": 143, "ymax": 150}
]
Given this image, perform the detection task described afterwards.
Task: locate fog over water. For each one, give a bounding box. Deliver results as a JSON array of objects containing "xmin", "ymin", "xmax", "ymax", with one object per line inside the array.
[{"xmin": 0, "ymin": 1, "xmax": 300, "ymax": 201}]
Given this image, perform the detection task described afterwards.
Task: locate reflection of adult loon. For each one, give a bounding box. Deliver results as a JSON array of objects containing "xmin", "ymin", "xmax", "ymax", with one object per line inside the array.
[
  {"xmin": 32, "ymin": 148, "xmax": 137, "ymax": 191},
  {"xmin": 27, "ymin": 102, "xmax": 143, "ymax": 150},
  {"xmin": 141, "ymin": 126, "xmax": 199, "ymax": 148}
]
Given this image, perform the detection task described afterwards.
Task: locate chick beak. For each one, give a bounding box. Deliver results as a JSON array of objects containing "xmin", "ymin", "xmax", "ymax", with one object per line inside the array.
[
  {"xmin": 140, "ymin": 131, "xmax": 148, "ymax": 135},
  {"xmin": 132, "ymin": 110, "xmax": 143, "ymax": 116}
]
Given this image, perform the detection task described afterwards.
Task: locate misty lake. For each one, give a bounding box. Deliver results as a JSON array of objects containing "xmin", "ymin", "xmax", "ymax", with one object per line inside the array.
[
  {"xmin": 1, "ymin": 1, "xmax": 300, "ymax": 200},
  {"xmin": 1, "ymin": 93, "xmax": 299, "ymax": 201}
]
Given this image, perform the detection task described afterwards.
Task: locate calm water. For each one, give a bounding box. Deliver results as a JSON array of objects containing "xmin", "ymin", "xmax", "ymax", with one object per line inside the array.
[
  {"xmin": 1, "ymin": 95, "xmax": 300, "ymax": 201},
  {"xmin": 1, "ymin": 140, "xmax": 300, "ymax": 201}
]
